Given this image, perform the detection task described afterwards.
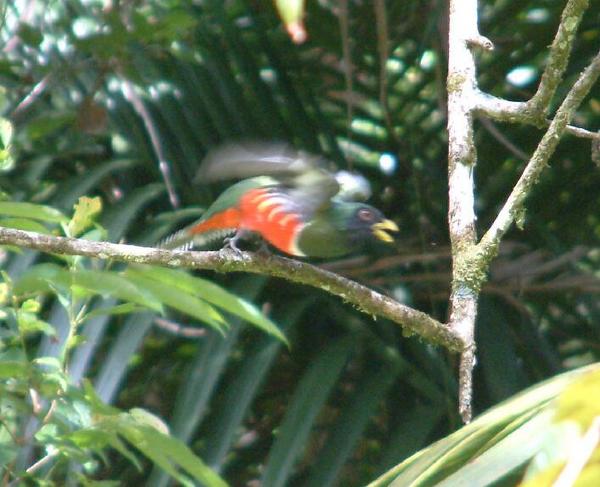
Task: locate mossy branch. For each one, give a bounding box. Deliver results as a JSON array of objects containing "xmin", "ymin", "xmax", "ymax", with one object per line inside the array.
[
  {"xmin": 478, "ymin": 48, "xmax": 600, "ymax": 262},
  {"xmin": 476, "ymin": 0, "xmax": 593, "ymax": 133},
  {"xmin": 0, "ymin": 226, "xmax": 465, "ymax": 352},
  {"xmin": 446, "ymin": 0, "xmax": 596, "ymax": 423}
]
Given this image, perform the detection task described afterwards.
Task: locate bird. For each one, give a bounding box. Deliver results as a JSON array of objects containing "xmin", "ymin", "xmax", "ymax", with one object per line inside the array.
[{"xmin": 160, "ymin": 142, "xmax": 398, "ymax": 259}]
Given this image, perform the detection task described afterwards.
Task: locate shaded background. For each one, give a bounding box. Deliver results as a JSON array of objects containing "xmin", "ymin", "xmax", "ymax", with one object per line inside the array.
[{"xmin": 1, "ymin": 0, "xmax": 600, "ymax": 484}]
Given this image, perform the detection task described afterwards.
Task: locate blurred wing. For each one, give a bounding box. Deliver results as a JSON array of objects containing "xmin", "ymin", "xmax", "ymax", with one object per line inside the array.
[
  {"xmin": 197, "ymin": 142, "xmax": 315, "ymax": 182},
  {"xmin": 197, "ymin": 142, "xmax": 341, "ymax": 213}
]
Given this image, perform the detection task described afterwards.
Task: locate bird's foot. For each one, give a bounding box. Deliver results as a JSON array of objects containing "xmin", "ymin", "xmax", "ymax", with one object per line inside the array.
[
  {"xmin": 223, "ymin": 230, "xmax": 270, "ymax": 256},
  {"xmin": 223, "ymin": 229, "xmax": 258, "ymax": 255},
  {"xmin": 223, "ymin": 236, "xmax": 243, "ymax": 255}
]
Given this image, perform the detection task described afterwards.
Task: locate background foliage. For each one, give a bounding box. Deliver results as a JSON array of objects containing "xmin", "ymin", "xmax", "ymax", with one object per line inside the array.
[{"xmin": 0, "ymin": 0, "xmax": 599, "ymax": 485}]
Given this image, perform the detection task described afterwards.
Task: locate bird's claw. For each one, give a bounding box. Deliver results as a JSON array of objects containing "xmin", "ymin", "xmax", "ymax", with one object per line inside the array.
[
  {"xmin": 222, "ymin": 234, "xmax": 244, "ymax": 254},
  {"xmin": 222, "ymin": 231, "xmax": 271, "ymax": 257}
]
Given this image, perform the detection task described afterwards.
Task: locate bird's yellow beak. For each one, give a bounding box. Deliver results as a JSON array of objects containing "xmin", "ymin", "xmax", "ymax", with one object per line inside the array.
[{"xmin": 372, "ymin": 219, "xmax": 399, "ymax": 243}]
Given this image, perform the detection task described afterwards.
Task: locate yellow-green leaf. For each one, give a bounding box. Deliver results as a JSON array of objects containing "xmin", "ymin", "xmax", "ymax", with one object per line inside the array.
[{"xmin": 68, "ymin": 196, "xmax": 102, "ymax": 237}]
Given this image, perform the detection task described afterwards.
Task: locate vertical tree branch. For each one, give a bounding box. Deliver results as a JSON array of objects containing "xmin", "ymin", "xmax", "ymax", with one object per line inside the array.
[
  {"xmin": 447, "ymin": 0, "xmax": 491, "ymax": 423},
  {"xmin": 446, "ymin": 0, "xmax": 595, "ymax": 423}
]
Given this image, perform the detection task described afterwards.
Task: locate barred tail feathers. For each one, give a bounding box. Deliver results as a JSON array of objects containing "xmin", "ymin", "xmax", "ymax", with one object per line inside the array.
[
  {"xmin": 158, "ymin": 227, "xmax": 196, "ymax": 251},
  {"xmin": 158, "ymin": 208, "xmax": 241, "ymax": 251}
]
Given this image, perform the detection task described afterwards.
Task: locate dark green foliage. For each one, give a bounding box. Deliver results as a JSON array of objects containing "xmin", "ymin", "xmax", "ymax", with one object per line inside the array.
[{"xmin": 0, "ymin": 0, "xmax": 599, "ymax": 485}]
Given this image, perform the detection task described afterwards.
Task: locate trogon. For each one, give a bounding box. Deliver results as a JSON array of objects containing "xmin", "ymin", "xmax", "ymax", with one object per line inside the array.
[{"xmin": 161, "ymin": 142, "xmax": 398, "ymax": 258}]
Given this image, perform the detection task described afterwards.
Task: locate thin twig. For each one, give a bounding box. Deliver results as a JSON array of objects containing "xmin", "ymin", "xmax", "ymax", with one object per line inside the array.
[
  {"xmin": 478, "ymin": 117, "xmax": 529, "ymax": 161},
  {"xmin": 42, "ymin": 400, "xmax": 58, "ymax": 424},
  {"xmin": 0, "ymin": 226, "xmax": 465, "ymax": 352},
  {"xmin": 564, "ymin": 124, "xmax": 600, "ymax": 140},
  {"xmin": 154, "ymin": 317, "xmax": 208, "ymax": 338},
  {"xmin": 121, "ymin": 79, "xmax": 180, "ymax": 208},
  {"xmin": 29, "ymin": 388, "xmax": 42, "ymax": 415},
  {"xmin": 26, "ymin": 451, "xmax": 59, "ymax": 474},
  {"xmin": 7, "ymin": 450, "xmax": 60, "ymax": 487},
  {"xmin": 10, "ymin": 74, "xmax": 52, "ymax": 122},
  {"xmin": 475, "ymin": 94, "xmax": 600, "ymax": 141}
]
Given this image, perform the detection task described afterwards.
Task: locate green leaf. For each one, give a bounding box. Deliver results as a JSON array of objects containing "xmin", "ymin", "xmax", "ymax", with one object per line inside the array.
[
  {"xmin": 27, "ymin": 113, "xmax": 75, "ymax": 140},
  {"xmin": 0, "ymin": 361, "xmax": 29, "ymax": 379},
  {"xmin": 369, "ymin": 364, "xmax": 600, "ymax": 487},
  {"xmin": 15, "ymin": 264, "xmax": 163, "ymax": 313},
  {"xmin": 81, "ymin": 302, "xmax": 144, "ymax": 322},
  {"xmin": 67, "ymin": 196, "xmax": 103, "ymax": 237},
  {"xmin": 33, "ymin": 356, "xmax": 64, "ymax": 370},
  {"xmin": 17, "ymin": 312, "xmax": 56, "ymax": 337},
  {"xmin": 34, "ymin": 423, "xmax": 60, "ymax": 444},
  {"xmin": 0, "ymin": 202, "xmax": 67, "ymax": 224},
  {"xmin": 119, "ymin": 423, "xmax": 228, "ymax": 487},
  {"xmin": 75, "ymin": 475, "xmax": 122, "ymax": 487},
  {"xmin": 0, "ymin": 217, "xmax": 50, "ymax": 233},
  {"xmin": 129, "ymin": 408, "xmax": 169, "ymax": 435},
  {"xmin": 106, "ymin": 433, "xmax": 143, "ymax": 470},
  {"xmin": 128, "ymin": 266, "xmax": 287, "ymax": 343},
  {"xmin": 72, "ymin": 269, "xmax": 163, "ymax": 313},
  {"xmin": 14, "ymin": 263, "xmax": 71, "ymax": 297},
  {"xmin": 0, "ymin": 440, "xmax": 18, "ymax": 468},
  {"xmin": 124, "ymin": 269, "xmax": 226, "ymax": 331},
  {"xmin": 262, "ymin": 336, "xmax": 355, "ymax": 487},
  {"xmin": 70, "ymin": 428, "xmax": 114, "ymax": 450},
  {"xmin": 274, "ymin": 0, "xmax": 305, "ymax": 25},
  {"xmin": 203, "ymin": 300, "xmax": 307, "ymax": 468},
  {"xmin": 21, "ymin": 298, "xmax": 40, "ymax": 313}
]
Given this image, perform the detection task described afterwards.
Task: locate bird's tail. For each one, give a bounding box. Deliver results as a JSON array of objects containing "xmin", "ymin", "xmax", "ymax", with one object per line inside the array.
[{"xmin": 158, "ymin": 224, "xmax": 237, "ymax": 251}]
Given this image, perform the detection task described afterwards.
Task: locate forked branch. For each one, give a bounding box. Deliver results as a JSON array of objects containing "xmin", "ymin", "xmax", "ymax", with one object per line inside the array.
[{"xmin": 446, "ymin": 0, "xmax": 596, "ymax": 423}]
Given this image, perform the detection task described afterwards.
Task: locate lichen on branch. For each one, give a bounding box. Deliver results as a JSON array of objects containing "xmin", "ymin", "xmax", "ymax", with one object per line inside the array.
[{"xmin": 0, "ymin": 226, "xmax": 465, "ymax": 352}]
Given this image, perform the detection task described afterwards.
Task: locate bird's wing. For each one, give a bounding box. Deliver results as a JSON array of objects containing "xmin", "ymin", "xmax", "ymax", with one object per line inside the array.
[{"xmin": 196, "ymin": 142, "xmax": 340, "ymax": 214}]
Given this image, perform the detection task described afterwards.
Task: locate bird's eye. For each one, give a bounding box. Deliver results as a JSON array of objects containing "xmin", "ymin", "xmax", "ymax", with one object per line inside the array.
[{"xmin": 357, "ymin": 208, "xmax": 374, "ymax": 222}]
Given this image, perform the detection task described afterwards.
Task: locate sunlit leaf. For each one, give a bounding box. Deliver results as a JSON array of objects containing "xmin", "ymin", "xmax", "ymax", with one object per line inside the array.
[
  {"xmin": 67, "ymin": 196, "xmax": 102, "ymax": 238},
  {"xmin": 119, "ymin": 424, "xmax": 228, "ymax": 487},
  {"xmin": 129, "ymin": 408, "xmax": 170, "ymax": 435}
]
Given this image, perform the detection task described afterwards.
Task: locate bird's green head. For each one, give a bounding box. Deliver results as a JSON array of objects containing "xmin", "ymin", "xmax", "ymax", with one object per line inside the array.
[
  {"xmin": 298, "ymin": 202, "xmax": 399, "ymax": 258},
  {"xmin": 341, "ymin": 203, "xmax": 399, "ymax": 245}
]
